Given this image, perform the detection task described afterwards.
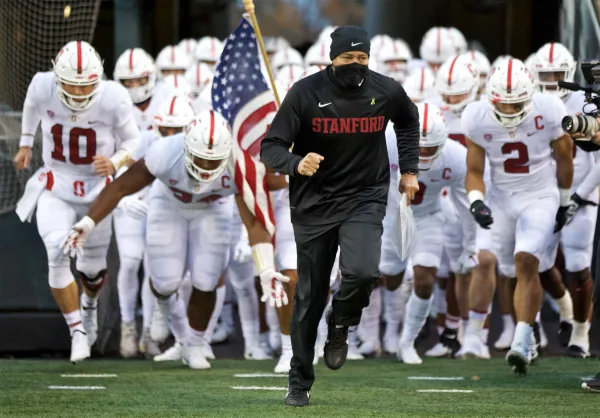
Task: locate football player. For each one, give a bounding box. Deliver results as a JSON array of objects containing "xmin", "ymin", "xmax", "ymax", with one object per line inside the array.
[
  {"xmin": 156, "ymin": 45, "xmax": 191, "ymax": 79},
  {"xmin": 13, "ymin": 41, "xmax": 141, "ymax": 362},
  {"xmin": 419, "ymin": 27, "xmax": 456, "ymax": 74},
  {"xmin": 194, "ymin": 36, "xmax": 224, "ymax": 71}
]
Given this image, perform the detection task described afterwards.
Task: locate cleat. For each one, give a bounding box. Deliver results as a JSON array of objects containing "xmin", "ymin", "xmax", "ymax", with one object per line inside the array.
[
  {"xmin": 70, "ymin": 330, "xmax": 91, "ymax": 363},
  {"xmin": 119, "ymin": 321, "xmax": 138, "ymax": 359},
  {"xmin": 211, "ymin": 322, "xmax": 233, "ymax": 344},
  {"xmin": 425, "ymin": 342, "xmax": 451, "ymax": 358},
  {"xmin": 284, "ymin": 388, "xmax": 310, "ymax": 407},
  {"xmin": 358, "ymin": 339, "xmax": 382, "ymax": 357},
  {"xmin": 480, "ymin": 343, "xmax": 491, "ymax": 360},
  {"xmin": 138, "ymin": 328, "xmax": 161, "ymax": 359},
  {"xmin": 427, "ymin": 328, "xmax": 460, "ymax": 358},
  {"xmin": 397, "ymin": 342, "xmax": 423, "ymax": 365},
  {"xmin": 275, "ymin": 346, "xmax": 293, "ymax": 373},
  {"xmin": 494, "ymin": 325, "xmax": 514, "ymax": 351},
  {"xmin": 182, "ymin": 343, "xmax": 211, "ymax": 370},
  {"xmin": 269, "ymin": 330, "xmax": 282, "ymax": 354},
  {"xmin": 581, "ymin": 373, "xmax": 600, "ymax": 392},
  {"xmin": 259, "ymin": 332, "xmax": 275, "ymax": 357},
  {"xmin": 80, "ymin": 295, "xmax": 98, "ymax": 347},
  {"xmin": 323, "ymin": 306, "xmax": 349, "ymax": 370},
  {"xmin": 506, "ymin": 349, "xmax": 529, "ymax": 375},
  {"xmin": 244, "ymin": 345, "xmax": 273, "ymax": 360},
  {"xmin": 150, "ymin": 302, "xmax": 170, "ymax": 343},
  {"xmin": 202, "ymin": 342, "xmax": 215, "ymax": 360},
  {"xmin": 566, "ymin": 344, "xmax": 589, "ymax": 359},
  {"xmin": 459, "ymin": 334, "xmax": 484, "ymax": 359},
  {"xmin": 383, "ymin": 329, "xmax": 399, "ymax": 355},
  {"xmin": 154, "ymin": 342, "xmax": 182, "ymax": 362},
  {"xmin": 558, "ymin": 321, "xmax": 573, "ymax": 347},
  {"xmin": 346, "ymin": 330, "xmax": 364, "ymax": 360}
]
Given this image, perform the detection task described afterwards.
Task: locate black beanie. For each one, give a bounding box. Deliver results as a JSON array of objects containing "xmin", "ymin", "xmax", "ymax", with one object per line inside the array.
[{"xmin": 329, "ymin": 26, "xmax": 370, "ymax": 61}]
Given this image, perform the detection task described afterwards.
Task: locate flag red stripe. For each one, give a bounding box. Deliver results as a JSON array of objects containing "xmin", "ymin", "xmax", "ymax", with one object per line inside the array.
[
  {"xmin": 507, "ymin": 58, "xmax": 513, "ymax": 94},
  {"xmin": 168, "ymin": 96, "xmax": 177, "ymax": 116},
  {"xmin": 76, "ymin": 41, "xmax": 83, "ymax": 74},
  {"xmin": 237, "ymin": 102, "xmax": 278, "ymax": 157}
]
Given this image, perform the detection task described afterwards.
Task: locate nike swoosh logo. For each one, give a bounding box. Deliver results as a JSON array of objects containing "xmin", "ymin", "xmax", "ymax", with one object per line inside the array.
[
  {"xmin": 351, "ymin": 42, "xmax": 363, "ymax": 47},
  {"xmin": 318, "ymin": 102, "xmax": 332, "ymax": 108},
  {"xmin": 527, "ymin": 132, "xmax": 538, "ymax": 137}
]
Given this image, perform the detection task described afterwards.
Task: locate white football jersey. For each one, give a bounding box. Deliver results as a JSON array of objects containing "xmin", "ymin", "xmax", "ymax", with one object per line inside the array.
[
  {"xmin": 564, "ymin": 92, "xmax": 595, "ymax": 189},
  {"xmin": 385, "ymin": 123, "xmax": 400, "ymax": 186},
  {"xmin": 462, "ymin": 93, "xmax": 567, "ymax": 193},
  {"xmin": 22, "ymin": 71, "xmax": 139, "ymax": 203},
  {"xmin": 133, "ymin": 82, "xmax": 178, "ymax": 131},
  {"xmin": 145, "ymin": 132, "xmax": 236, "ymax": 208}
]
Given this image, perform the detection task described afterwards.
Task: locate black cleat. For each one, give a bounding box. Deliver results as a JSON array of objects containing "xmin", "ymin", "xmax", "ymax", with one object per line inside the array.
[
  {"xmin": 284, "ymin": 388, "xmax": 310, "ymax": 407},
  {"xmin": 323, "ymin": 306, "xmax": 348, "ymax": 371},
  {"xmin": 558, "ymin": 321, "xmax": 573, "ymax": 347},
  {"xmin": 566, "ymin": 344, "xmax": 589, "ymax": 359},
  {"xmin": 582, "ymin": 373, "xmax": 600, "ymax": 392},
  {"xmin": 439, "ymin": 328, "xmax": 461, "ymax": 358},
  {"xmin": 506, "ymin": 349, "xmax": 529, "ymax": 375}
]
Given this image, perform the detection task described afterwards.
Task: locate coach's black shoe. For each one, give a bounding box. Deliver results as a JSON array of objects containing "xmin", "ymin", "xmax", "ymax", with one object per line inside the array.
[
  {"xmin": 566, "ymin": 344, "xmax": 589, "ymax": 359},
  {"xmin": 558, "ymin": 321, "xmax": 573, "ymax": 347},
  {"xmin": 582, "ymin": 373, "xmax": 600, "ymax": 392},
  {"xmin": 323, "ymin": 306, "xmax": 348, "ymax": 371},
  {"xmin": 284, "ymin": 388, "xmax": 310, "ymax": 407}
]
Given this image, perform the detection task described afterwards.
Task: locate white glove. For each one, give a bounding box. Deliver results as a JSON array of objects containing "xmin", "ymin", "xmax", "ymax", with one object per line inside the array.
[
  {"xmin": 60, "ymin": 216, "xmax": 96, "ymax": 258},
  {"xmin": 457, "ymin": 250, "xmax": 479, "ymax": 274},
  {"xmin": 233, "ymin": 226, "xmax": 252, "ymax": 263},
  {"xmin": 118, "ymin": 196, "xmax": 148, "ymax": 220},
  {"xmin": 258, "ymin": 268, "xmax": 291, "ymax": 308}
]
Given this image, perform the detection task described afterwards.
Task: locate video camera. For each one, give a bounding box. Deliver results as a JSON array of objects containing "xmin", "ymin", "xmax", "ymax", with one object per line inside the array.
[{"xmin": 560, "ymin": 60, "xmax": 600, "ymax": 137}]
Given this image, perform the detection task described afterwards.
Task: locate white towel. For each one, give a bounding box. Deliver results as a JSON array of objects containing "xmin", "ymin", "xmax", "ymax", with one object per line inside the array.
[
  {"xmin": 15, "ymin": 167, "xmax": 48, "ymax": 223},
  {"xmin": 396, "ymin": 193, "xmax": 417, "ymax": 261}
]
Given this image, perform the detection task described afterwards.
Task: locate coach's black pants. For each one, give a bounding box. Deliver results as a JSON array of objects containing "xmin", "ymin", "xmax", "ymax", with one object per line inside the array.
[{"xmin": 288, "ymin": 206, "xmax": 384, "ymax": 391}]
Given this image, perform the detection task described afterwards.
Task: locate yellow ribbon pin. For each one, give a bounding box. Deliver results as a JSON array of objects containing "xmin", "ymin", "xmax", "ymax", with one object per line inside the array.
[{"xmin": 371, "ymin": 98, "xmax": 376, "ymax": 105}]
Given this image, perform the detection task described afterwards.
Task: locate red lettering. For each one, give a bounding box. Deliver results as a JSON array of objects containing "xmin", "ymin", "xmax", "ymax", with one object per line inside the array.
[
  {"xmin": 340, "ymin": 118, "xmax": 351, "ymax": 134},
  {"xmin": 312, "ymin": 118, "xmax": 321, "ymax": 133},
  {"xmin": 330, "ymin": 118, "xmax": 339, "ymax": 134},
  {"xmin": 360, "ymin": 117, "xmax": 369, "ymax": 133},
  {"xmin": 199, "ymin": 194, "xmax": 222, "ymax": 204},
  {"xmin": 534, "ymin": 115, "xmax": 544, "ymax": 130},
  {"xmin": 51, "ymin": 124, "xmax": 97, "ymax": 165},
  {"xmin": 352, "ymin": 118, "xmax": 360, "ymax": 133},
  {"xmin": 73, "ymin": 180, "xmax": 85, "ymax": 197},
  {"xmin": 369, "ymin": 117, "xmax": 377, "ymax": 133},
  {"xmin": 442, "ymin": 168, "xmax": 452, "ymax": 180},
  {"xmin": 378, "ymin": 116, "xmax": 385, "ymax": 131},
  {"xmin": 221, "ymin": 175, "xmax": 231, "ymax": 189},
  {"xmin": 322, "ymin": 118, "xmax": 330, "ymax": 134},
  {"xmin": 51, "ymin": 124, "xmax": 66, "ymax": 162}
]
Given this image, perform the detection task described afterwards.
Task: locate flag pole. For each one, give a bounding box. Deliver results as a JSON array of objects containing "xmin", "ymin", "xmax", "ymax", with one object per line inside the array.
[{"xmin": 242, "ymin": 0, "xmax": 281, "ymax": 107}]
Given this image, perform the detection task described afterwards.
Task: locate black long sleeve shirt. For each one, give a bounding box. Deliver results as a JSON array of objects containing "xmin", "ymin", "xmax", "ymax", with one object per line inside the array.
[{"xmin": 260, "ymin": 66, "xmax": 420, "ymax": 225}]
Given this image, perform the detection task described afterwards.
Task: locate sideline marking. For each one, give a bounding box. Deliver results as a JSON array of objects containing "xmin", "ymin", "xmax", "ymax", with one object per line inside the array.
[
  {"xmin": 231, "ymin": 386, "xmax": 287, "ymax": 391},
  {"xmin": 61, "ymin": 374, "xmax": 117, "ymax": 378},
  {"xmin": 48, "ymin": 386, "xmax": 106, "ymax": 390},
  {"xmin": 417, "ymin": 389, "xmax": 473, "ymax": 393},
  {"xmin": 234, "ymin": 373, "xmax": 286, "ymax": 378},
  {"xmin": 408, "ymin": 376, "xmax": 464, "ymax": 381}
]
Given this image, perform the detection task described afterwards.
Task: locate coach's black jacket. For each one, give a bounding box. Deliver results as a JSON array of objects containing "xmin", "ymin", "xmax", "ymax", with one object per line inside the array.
[{"xmin": 260, "ymin": 65, "xmax": 420, "ymax": 225}]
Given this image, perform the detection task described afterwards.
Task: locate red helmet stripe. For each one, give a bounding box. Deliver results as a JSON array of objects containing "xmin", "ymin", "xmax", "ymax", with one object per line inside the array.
[
  {"xmin": 128, "ymin": 48, "xmax": 134, "ymax": 71},
  {"xmin": 208, "ymin": 110, "xmax": 215, "ymax": 150},
  {"xmin": 422, "ymin": 103, "xmax": 429, "ymax": 137},
  {"xmin": 436, "ymin": 28, "xmax": 441, "ymax": 56},
  {"xmin": 211, "ymin": 38, "xmax": 216, "ymax": 56},
  {"xmin": 419, "ymin": 68, "xmax": 425, "ymax": 93},
  {"xmin": 506, "ymin": 58, "xmax": 513, "ymax": 94},
  {"xmin": 196, "ymin": 64, "xmax": 200, "ymax": 86},
  {"xmin": 393, "ymin": 41, "xmax": 398, "ymax": 54},
  {"xmin": 289, "ymin": 64, "xmax": 293, "ymax": 79},
  {"xmin": 168, "ymin": 96, "xmax": 177, "ymax": 116},
  {"xmin": 549, "ymin": 42, "xmax": 555, "ymax": 63},
  {"xmin": 76, "ymin": 41, "xmax": 83, "ymax": 74},
  {"xmin": 170, "ymin": 46, "xmax": 175, "ymax": 64},
  {"xmin": 174, "ymin": 75, "xmax": 179, "ymax": 87},
  {"xmin": 447, "ymin": 55, "xmax": 459, "ymax": 86}
]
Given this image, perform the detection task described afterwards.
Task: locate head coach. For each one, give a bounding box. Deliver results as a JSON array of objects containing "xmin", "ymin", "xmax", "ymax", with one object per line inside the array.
[{"xmin": 260, "ymin": 25, "xmax": 420, "ymax": 407}]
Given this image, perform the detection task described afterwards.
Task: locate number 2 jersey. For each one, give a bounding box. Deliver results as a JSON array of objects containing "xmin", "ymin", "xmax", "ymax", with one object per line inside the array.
[
  {"xmin": 21, "ymin": 72, "xmax": 140, "ymax": 204},
  {"xmin": 462, "ymin": 93, "xmax": 567, "ymax": 194}
]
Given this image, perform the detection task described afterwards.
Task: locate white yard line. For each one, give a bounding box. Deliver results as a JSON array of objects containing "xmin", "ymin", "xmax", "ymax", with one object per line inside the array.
[
  {"xmin": 417, "ymin": 389, "xmax": 473, "ymax": 393},
  {"xmin": 60, "ymin": 374, "xmax": 118, "ymax": 378},
  {"xmin": 408, "ymin": 376, "xmax": 464, "ymax": 381},
  {"xmin": 231, "ymin": 386, "xmax": 288, "ymax": 391},
  {"xmin": 48, "ymin": 386, "xmax": 106, "ymax": 390},
  {"xmin": 234, "ymin": 373, "xmax": 287, "ymax": 378}
]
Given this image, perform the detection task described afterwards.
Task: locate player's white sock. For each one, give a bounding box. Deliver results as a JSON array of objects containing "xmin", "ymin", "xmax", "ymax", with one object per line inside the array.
[
  {"xmin": 81, "ymin": 292, "xmax": 97, "ymax": 308},
  {"xmin": 179, "ymin": 273, "xmax": 193, "ymax": 307},
  {"xmin": 481, "ymin": 328, "xmax": 489, "ymax": 344},
  {"xmin": 64, "ymin": 310, "xmax": 85, "ymax": 336},
  {"xmin": 445, "ymin": 314, "xmax": 460, "ymax": 330},
  {"xmin": 188, "ymin": 328, "xmax": 206, "ymax": 346},
  {"xmin": 383, "ymin": 287, "xmax": 404, "ymax": 335},
  {"xmin": 433, "ymin": 285, "xmax": 447, "ymax": 335},
  {"xmin": 466, "ymin": 310, "xmax": 487, "ymax": 337},
  {"xmin": 570, "ymin": 320, "xmax": 590, "ymax": 350},
  {"xmin": 511, "ymin": 322, "xmax": 533, "ymax": 353},
  {"xmin": 359, "ymin": 287, "xmax": 381, "ymax": 343},
  {"xmin": 236, "ymin": 283, "xmax": 260, "ymax": 349},
  {"xmin": 266, "ymin": 303, "xmax": 279, "ymax": 333},
  {"xmin": 399, "ymin": 293, "xmax": 432, "ymax": 346},
  {"xmin": 204, "ymin": 286, "xmax": 226, "ymax": 343},
  {"xmin": 117, "ymin": 257, "xmax": 141, "ymax": 323},
  {"xmin": 281, "ymin": 333, "xmax": 292, "ymax": 351},
  {"xmin": 168, "ymin": 293, "xmax": 189, "ymax": 343},
  {"xmin": 141, "ymin": 274, "xmax": 156, "ymax": 330},
  {"xmin": 501, "ymin": 314, "xmax": 514, "ymax": 331},
  {"xmin": 555, "ymin": 292, "xmax": 574, "ymax": 323}
]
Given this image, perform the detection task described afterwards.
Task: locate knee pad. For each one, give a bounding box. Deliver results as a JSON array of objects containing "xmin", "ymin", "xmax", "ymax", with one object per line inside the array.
[
  {"xmin": 76, "ymin": 257, "xmax": 107, "ymax": 280},
  {"xmin": 48, "ymin": 265, "xmax": 75, "ymax": 289},
  {"xmin": 118, "ymin": 257, "xmax": 142, "ymax": 280},
  {"xmin": 79, "ymin": 269, "xmax": 107, "ymax": 292},
  {"xmin": 191, "ymin": 274, "xmax": 219, "ymax": 293},
  {"xmin": 150, "ymin": 276, "xmax": 180, "ymax": 299}
]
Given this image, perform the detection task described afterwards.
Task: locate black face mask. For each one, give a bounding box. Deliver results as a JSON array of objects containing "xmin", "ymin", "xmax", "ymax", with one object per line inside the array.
[{"xmin": 333, "ymin": 62, "xmax": 369, "ymax": 89}]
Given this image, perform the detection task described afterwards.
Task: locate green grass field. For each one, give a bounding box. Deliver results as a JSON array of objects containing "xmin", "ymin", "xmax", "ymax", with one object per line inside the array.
[{"xmin": 0, "ymin": 357, "xmax": 597, "ymax": 417}]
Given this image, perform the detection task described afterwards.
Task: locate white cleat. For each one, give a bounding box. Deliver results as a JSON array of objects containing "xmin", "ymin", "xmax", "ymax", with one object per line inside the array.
[
  {"xmin": 347, "ymin": 332, "xmax": 364, "ymax": 360},
  {"xmin": 538, "ymin": 323, "xmax": 548, "ymax": 349},
  {"xmin": 244, "ymin": 345, "xmax": 273, "ymax": 360},
  {"xmin": 154, "ymin": 342, "xmax": 183, "ymax": 362},
  {"xmin": 182, "ymin": 343, "xmax": 211, "ymax": 370},
  {"xmin": 397, "ymin": 343, "xmax": 423, "ymax": 365},
  {"xmin": 138, "ymin": 328, "xmax": 161, "ymax": 359},
  {"xmin": 150, "ymin": 301, "xmax": 170, "ymax": 343},
  {"xmin": 494, "ymin": 326, "xmax": 515, "ymax": 350},
  {"xmin": 269, "ymin": 330, "xmax": 282, "ymax": 354},
  {"xmin": 425, "ymin": 342, "xmax": 451, "ymax": 358},
  {"xmin": 358, "ymin": 338, "xmax": 382, "ymax": 357},
  {"xmin": 480, "ymin": 344, "xmax": 491, "ymax": 360},
  {"xmin": 458, "ymin": 334, "xmax": 485, "ymax": 359},
  {"xmin": 275, "ymin": 346, "xmax": 293, "ymax": 373},
  {"xmin": 506, "ymin": 347, "xmax": 529, "ymax": 375},
  {"xmin": 211, "ymin": 322, "xmax": 233, "ymax": 344},
  {"xmin": 80, "ymin": 295, "xmax": 98, "ymax": 347},
  {"xmin": 120, "ymin": 321, "xmax": 138, "ymax": 359},
  {"xmin": 383, "ymin": 329, "xmax": 399, "ymax": 354},
  {"xmin": 70, "ymin": 330, "xmax": 91, "ymax": 363},
  {"xmin": 202, "ymin": 342, "xmax": 216, "ymax": 360}
]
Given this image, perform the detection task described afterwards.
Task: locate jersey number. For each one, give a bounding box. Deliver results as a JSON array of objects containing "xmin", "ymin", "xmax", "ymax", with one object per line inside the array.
[
  {"xmin": 170, "ymin": 187, "xmax": 193, "ymax": 203},
  {"xmin": 51, "ymin": 124, "xmax": 97, "ymax": 165},
  {"xmin": 502, "ymin": 142, "xmax": 530, "ymax": 174},
  {"xmin": 411, "ymin": 181, "xmax": 427, "ymax": 205}
]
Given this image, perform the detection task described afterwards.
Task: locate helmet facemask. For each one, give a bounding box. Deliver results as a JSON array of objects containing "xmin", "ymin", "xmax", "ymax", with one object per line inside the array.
[
  {"xmin": 184, "ymin": 144, "xmax": 229, "ymax": 183},
  {"xmin": 120, "ymin": 75, "xmax": 155, "ymax": 104},
  {"xmin": 490, "ymin": 98, "xmax": 532, "ymax": 128},
  {"xmin": 56, "ymin": 79, "xmax": 101, "ymax": 111},
  {"xmin": 537, "ymin": 70, "xmax": 569, "ymax": 97},
  {"xmin": 418, "ymin": 143, "xmax": 444, "ymax": 171}
]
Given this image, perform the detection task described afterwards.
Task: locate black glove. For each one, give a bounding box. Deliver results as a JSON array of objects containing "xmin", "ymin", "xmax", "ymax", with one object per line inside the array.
[
  {"xmin": 470, "ymin": 200, "xmax": 493, "ymax": 229},
  {"xmin": 555, "ymin": 192, "xmax": 597, "ymax": 232}
]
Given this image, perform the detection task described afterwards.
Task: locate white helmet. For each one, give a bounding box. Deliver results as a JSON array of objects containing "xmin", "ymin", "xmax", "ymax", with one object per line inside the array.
[
  {"xmin": 52, "ymin": 40, "xmax": 104, "ymax": 111},
  {"xmin": 113, "ymin": 48, "xmax": 156, "ymax": 104},
  {"xmin": 304, "ymin": 42, "xmax": 332, "ymax": 67},
  {"xmin": 178, "ymin": 38, "xmax": 198, "ymax": 57},
  {"xmin": 153, "ymin": 94, "xmax": 196, "ymax": 137},
  {"xmin": 447, "ymin": 27, "xmax": 468, "ymax": 54},
  {"xmin": 271, "ymin": 47, "xmax": 304, "ymax": 73},
  {"xmin": 184, "ymin": 62, "xmax": 214, "ymax": 98},
  {"xmin": 184, "ymin": 110, "xmax": 232, "ymax": 182},
  {"xmin": 416, "ymin": 102, "xmax": 447, "ymax": 171},
  {"xmin": 403, "ymin": 67, "xmax": 437, "ymax": 102},
  {"xmin": 370, "ymin": 34, "xmax": 395, "ymax": 62},
  {"xmin": 491, "ymin": 54, "xmax": 512, "ymax": 70},
  {"xmin": 161, "ymin": 73, "xmax": 192, "ymax": 97},
  {"xmin": 318, "ymin": 26, "xmax": 338, "ymax": 43},
  {"xmin": 194, "ymin": 36, "xmax": 224, "ymax": 68},
  {"xmin": 264, "ymin": 36, "xmax": 290, "ymax": 55},
  {"xmin": 486, "ymin": 58, "xmax": 536, "ymax": 128},
  {"xmin": 156, "ymin": 45, "xmax": 191, "ymax": 78},
  {"xmin": 419, "ymin": 27, "xmax": 455, "ymax": 69},
  {"xmin": 379, "ymin": 40, "xmax": 413, "ymax": 83},
  {"xmin": 436, "ymin": 55, "xmax": 480, "ymax": 115},
  {"xmin": 192, "ymin": 86, "xmax": 213, "ymax": 113},
  {"xmin": 276, "ymin": 64, "xmax": 305, "ymax": 88},
  {"xmin": 464, "ymin": 49, "xmax": 491, "ymax": 88},
  {"xmin": 533, "ymin": 42, "xmax": 576, "ymax": 97},
  {"xmin": 300, "ymin": 65, "xmax": 327, "ymax": 79}
]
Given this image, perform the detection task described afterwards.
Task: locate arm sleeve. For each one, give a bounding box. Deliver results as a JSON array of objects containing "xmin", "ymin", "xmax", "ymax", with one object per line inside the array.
[
  {"xmin": 260, "ymin": 84, "xmax": 304, "ymax": 176},
  {"xmin": 20, "ymin": 73, "xmax": 44, "ymax": 147},
  {"xmin": 391, "ymin": 82, "xmax": 420, "ymax": 174}
]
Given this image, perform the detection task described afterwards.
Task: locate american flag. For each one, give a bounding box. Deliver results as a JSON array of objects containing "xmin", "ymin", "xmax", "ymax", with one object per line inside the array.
[{"xmin": 212, "ymin": 16, "xmax": 278, "ymax": 237}]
